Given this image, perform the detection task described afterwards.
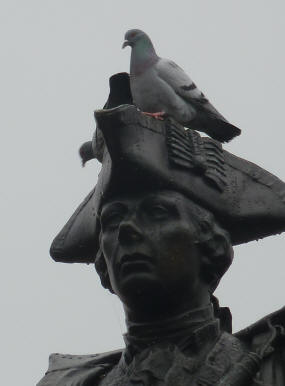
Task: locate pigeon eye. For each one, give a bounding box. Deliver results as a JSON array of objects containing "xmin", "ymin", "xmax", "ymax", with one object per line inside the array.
[{"xmin": 130, "ymin": 32, "xmax": 137, "ymax": 38}]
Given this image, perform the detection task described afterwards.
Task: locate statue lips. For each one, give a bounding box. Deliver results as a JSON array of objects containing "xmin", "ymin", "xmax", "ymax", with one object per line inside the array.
[{"xmin": 119, "ymin": 253, "xmax": 154, "ymax": 276}]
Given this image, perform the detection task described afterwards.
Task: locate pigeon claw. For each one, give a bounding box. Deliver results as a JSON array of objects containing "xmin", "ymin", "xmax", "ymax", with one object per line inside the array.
[{"xmin": 142, "ymin": 111, "xmax": 166, "ymax": 121}]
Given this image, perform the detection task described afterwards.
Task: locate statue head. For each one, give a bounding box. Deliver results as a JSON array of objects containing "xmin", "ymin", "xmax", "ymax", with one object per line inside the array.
[
  {"xmin": 95, "ymin": 189, "xmax": 233, "ymax": 316},
  {"xmin": 50, "ymin": 80, "xmax": 285, "ymax": 317}
]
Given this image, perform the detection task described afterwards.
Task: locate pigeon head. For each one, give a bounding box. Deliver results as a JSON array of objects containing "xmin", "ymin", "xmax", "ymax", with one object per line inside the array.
[
  {"xmin": 122, "ymin": 29, "xmax": 149, "ymax": 48},
  {"xmin": 79, "ymin": 141, "xmax": 94, "ymax": 167},
  {"xmin": 123, "ymin": 29, "xmax": 158, "ymax": 75}
]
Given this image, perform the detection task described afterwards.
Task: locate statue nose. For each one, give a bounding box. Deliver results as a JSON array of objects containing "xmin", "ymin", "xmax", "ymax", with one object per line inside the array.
[{"xmin": 118, "ymin": 221, "xmax": 143, "ymax": 245}]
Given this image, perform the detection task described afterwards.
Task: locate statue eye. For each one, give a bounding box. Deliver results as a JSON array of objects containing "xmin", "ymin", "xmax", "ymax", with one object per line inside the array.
[
  {"xmin": 101, "ymin": 208, "xmax": 125, "ymax": 231},
  {"xmin": 149, "ymin": 204, "xmax": 170, "ymax": 218},
  {"xmin": 142, "ymin": 198, "xmax": 179, "ymax": 220}
]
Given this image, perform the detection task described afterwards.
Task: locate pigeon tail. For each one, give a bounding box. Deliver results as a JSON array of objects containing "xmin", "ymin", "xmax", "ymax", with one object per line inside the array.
[{"xmin": 189, "ymin": 119, "xmax": 241, "ymax": 143}]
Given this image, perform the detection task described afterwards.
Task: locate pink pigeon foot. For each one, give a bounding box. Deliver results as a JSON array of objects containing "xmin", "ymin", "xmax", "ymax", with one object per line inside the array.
[{"xmin": 142, "ymin": 111, "xmax": 166, "ymax": 120}]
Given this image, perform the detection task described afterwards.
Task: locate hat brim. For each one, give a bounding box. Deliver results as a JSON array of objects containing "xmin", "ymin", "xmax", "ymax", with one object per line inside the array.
[{"xmin": 50, "ymin": 105, "xmax": 285, "ymax": 264}]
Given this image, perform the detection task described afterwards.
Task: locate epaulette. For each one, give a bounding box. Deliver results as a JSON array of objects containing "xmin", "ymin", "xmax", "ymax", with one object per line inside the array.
[
  {"xmin": 235, "ymin": 307, "xmax": 285, "ymax": 385},
  {"xmin": 235, "ymin": 306, "xmax": 285, "ymax": 344},
  {"xmin": 37, "ymin": 349, "xmax": 122, "ymax": 386}
]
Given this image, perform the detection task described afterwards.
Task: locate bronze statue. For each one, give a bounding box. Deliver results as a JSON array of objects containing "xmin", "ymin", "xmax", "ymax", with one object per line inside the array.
[{"xmin": 38, "ymin": 74, "xmax": 285, "ymax": 386}]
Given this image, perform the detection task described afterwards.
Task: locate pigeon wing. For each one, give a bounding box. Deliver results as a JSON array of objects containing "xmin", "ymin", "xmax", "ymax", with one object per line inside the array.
[
  {"xmin": 156, "ymin": 58, "xmax": 225, "ymax": 119},
  {"xmin": 156, "ymin": 58, "xmax": 241, "ymax": 142}
]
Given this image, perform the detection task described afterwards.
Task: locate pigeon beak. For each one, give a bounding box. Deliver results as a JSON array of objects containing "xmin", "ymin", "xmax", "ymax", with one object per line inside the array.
[{"xmin": 122, "ymin": 40, "xmax": 130, "ymax": 49}]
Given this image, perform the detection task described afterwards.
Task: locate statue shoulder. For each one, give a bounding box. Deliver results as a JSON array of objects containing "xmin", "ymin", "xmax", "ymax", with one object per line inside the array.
[
  {"xmin": 193, "ymin": 310, "xmax": 285, "ymax": 386},
  {"xmin": 235, "ymin": 306, "xmax": 285, "ymax": 343},
  {"xmin": 235, "ymin": 307, "xmax": 285, "ymax": 386},
  {"xmin": 37, "ymin": 349, "xmax": 122, "ymax": 386}
]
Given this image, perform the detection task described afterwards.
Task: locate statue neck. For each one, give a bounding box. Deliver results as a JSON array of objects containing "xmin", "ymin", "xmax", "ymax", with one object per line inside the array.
[{"xmin": 124, "ymin": 303, "xmax": 220, "ymax": 359}]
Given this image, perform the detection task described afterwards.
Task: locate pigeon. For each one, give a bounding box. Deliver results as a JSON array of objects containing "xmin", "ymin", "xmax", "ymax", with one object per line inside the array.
[
  {"xmin": 79, "ymin": 141, "xmax": 94, "ymax": 167},
  {"xmin": 79, "ymin": 72, "xmax": 133, "ymax": 165},
  {"xmin": 122, "ymin": 29, "xmax": 241, "ymax": 143}
]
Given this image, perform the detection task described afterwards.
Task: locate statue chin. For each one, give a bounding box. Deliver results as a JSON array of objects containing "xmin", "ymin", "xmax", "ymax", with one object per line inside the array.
[{"xmin": 113, "ymin": 271, "xmax": 174, "ymax": 313}]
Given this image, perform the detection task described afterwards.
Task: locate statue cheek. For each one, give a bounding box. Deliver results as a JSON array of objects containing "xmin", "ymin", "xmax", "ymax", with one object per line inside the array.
[
  {"xmin": 156, "ymin": 227, "xmax": 200, "ymax": 272},
  {"xmin": 100, "ymin": 233, "xmax": 115, "ymax": 263},
  {"xmin": 155, "ymin": 225, "xmax": 195, "ymax": 250}
]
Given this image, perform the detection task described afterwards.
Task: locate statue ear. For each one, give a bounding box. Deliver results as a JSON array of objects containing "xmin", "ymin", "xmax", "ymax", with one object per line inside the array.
[
  {"xmin": 200, "ymin": 251, "xmax": 219, "ymax": 290},
  {"xmin": 94, "ymin": 248, "xmax": 114, "ymax": 294},
  {"xmin": 197, "ymin": 221, "xmax": 233, "ymax": 292}
]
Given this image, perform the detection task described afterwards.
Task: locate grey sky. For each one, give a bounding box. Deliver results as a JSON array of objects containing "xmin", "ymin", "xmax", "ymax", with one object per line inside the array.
[{"xmin": 1, "ymin": 1, "xmax": 285, "ymax": 385}]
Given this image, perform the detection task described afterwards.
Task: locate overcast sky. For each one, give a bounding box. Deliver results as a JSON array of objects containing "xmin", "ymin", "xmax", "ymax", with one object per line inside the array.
[{"xmin": 1, "ymin": 1, "xmax": 285, "ymax": 385}]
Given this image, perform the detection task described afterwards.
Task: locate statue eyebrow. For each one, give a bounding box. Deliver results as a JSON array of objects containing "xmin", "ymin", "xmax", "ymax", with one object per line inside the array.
[
  {"xmin": 143, "ymin": 196, "xmax": 173, "ymax": 203},
  {"xmin": 100, "ymin": 202, "xmax": 126, "ymax": 216},
  {"xmin": 140, "ymin": 195, "xmax": 180, "ymax": 210},
  {"xmin": 142, "ymin": 192, "xmax": 180, "ymax": 203}
]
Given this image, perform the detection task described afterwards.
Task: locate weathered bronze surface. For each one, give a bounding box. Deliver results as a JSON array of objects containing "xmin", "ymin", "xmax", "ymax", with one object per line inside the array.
[{"xmin": 38, "ymin": 74, "xmax": 285, "ymax": 386}]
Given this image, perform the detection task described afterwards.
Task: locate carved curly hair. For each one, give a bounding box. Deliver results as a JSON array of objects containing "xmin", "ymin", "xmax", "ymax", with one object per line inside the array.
[{"xmin": 94, "ymin": 198, "xmax": 233, "ymax": 294}]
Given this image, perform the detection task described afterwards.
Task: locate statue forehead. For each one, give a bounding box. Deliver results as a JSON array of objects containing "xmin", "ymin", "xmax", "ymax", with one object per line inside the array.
[
  {"xmin": 101, "ymin": 189, "xmax": 195, "ymax": 209},
  {"xmin": 100, "ymin": 189, "xmax": 212, "ymax": 227}
]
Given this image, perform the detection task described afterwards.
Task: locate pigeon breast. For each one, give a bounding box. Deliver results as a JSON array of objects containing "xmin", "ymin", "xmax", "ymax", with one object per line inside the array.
[{"xmin": 130, "ymin": 59, "xmax": 197, "ymax": 123}]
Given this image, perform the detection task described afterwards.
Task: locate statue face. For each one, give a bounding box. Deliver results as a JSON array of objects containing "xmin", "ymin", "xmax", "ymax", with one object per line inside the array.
[{"xmin": 100, "ymin": 190, "xmax": 209, "ymax": 315}]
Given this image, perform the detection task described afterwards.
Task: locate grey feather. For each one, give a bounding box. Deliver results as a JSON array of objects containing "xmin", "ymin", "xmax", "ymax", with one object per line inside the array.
[{"xmin": 123, "ymin": 29, "xmax": 241, "ymax": 143}]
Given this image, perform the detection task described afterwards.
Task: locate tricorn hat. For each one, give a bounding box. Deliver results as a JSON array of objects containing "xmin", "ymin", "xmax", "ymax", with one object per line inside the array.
[{"xmin": 50, "ymin": 75, "xmax": 285, "ymax": 264}]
